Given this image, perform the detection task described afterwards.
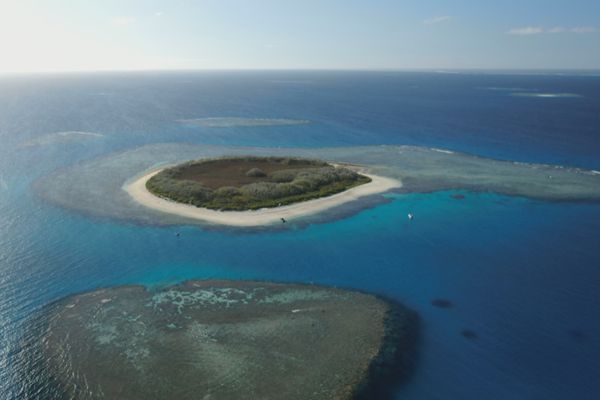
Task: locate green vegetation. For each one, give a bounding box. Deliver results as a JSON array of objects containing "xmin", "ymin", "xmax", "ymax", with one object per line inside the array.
[{"xmin": 146, "ymin": 156, "xmax": 371, "ymax": 210}]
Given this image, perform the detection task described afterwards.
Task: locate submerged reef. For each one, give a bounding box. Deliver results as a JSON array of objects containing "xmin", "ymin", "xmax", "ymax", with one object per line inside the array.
[
  {"xmin": 461, "ymin": 330, "xmax": 479, "ymax": 340},
  {"xmin": 34, "ymin": 143, "xmax": 600, "ymax": 227},
  {"xmin": 431, "ymin": 299, "xmax": 454, "ymax": 309},
  {"xmin": 567, "ymin": 329, "xmax": 588, "ymax": 343},
  {"xmin": 22, "ymin": 281, "xmax": 418, "ymax": 400},
  {"xmin": 19, "ymin": 131, "xmax": 105, "ymax": 148}
]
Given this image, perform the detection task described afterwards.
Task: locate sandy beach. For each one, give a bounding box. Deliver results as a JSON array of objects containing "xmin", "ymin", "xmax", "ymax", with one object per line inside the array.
[{"xmin": 124, "ymin": 167, "xmax": 402, "ymax": 226}]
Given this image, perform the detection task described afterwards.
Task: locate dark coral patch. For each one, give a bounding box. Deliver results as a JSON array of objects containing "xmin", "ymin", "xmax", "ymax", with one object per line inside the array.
[
  {"xmin": 431, "ymin": 299, "xmax": 453, "ymax": 309},
  {"xmin": 461, "ymin": 330, "xmax": 478, "ymax": 340},
  {"xmin": 567, "ymin": 329, "xmax": 588, "ymax": 343}
]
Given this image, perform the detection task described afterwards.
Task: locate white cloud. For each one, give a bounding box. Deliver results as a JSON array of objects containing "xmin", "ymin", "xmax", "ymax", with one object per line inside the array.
[
  {"xmin": 508, "ymin": 26, "xmax": 596, "ymax": 35},
  {"xmin": 571, "ymin": 26, "xmax": 596, "ymax": 33},
  {"xmin": 110, "ymin": 16, "xmax": 136, "ymax": 27},
  {"xmin": 508, "ymin": 26, "xmax": 544, "ymax": 35},
  {"xmin": 547, "ymin": 27, "xmax": 566, "ymax": 34},
  {"xmin": 423, "ymin": 16, "xmax": 452, "ymax": 25}
]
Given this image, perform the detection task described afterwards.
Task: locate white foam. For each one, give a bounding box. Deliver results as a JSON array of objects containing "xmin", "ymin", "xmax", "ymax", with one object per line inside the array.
[
  {"xmin": 511, "ymin": 92, "xmax": 582, "ymax": 99},
  {"xmin": 270, "ymin": 80, "xmax": 313, "ymax": 85},
  {"xmin": 479, "ymin": 86, "xmax": 532, "ymax": 92},
  {"xmin": 178, "ymin": 117, "xmax": 310, "ymax": 128},
  {"xmin": 430, "ymin": 148, "xmax": 455, "ymax": 154}
]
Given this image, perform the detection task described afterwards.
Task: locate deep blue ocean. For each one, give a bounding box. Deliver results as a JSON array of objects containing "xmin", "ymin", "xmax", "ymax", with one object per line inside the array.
[{"xmin": 1, "ymin": 71, "xmax": 599, "ymax": 399}]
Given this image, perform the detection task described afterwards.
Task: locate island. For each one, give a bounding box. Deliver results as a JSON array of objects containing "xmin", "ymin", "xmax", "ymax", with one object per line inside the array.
[
  {"xmin": 125, "ymin": 156, "xmax": 402, "ymax": 226},
  {"xmin": 24, "ymin": 280, "xmax": 418, "ymax": 400},
  {"xmin": 36, "ymin": 143, "xmax": 600, "ymax": 228}
]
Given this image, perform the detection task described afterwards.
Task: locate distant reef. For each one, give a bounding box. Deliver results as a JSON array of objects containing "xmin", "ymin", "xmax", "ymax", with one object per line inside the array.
[
  {"xmin": 18, "ymin": 131, "xmax": 105, "ymax": 148},
  {"xmin": 20, "ymin": 280, "xmax": 418, "ymax": 400}
]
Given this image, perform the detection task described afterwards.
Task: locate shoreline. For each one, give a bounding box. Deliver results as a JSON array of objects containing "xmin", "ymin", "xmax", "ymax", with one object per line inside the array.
[{"xmin": 124, "ymin": 167, "xmax": 402, "ymax": 227}]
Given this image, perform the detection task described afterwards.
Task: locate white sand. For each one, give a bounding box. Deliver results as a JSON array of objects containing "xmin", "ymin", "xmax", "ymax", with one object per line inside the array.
[{"xmin": 124, "ymin": 168, "xmax": 402, "ymax": 227}]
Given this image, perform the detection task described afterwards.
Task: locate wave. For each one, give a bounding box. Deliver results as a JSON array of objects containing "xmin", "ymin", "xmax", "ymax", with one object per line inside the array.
[
  {"xmin": 478, "ymin": 86, "xmax": 534, "ymax": 92},
  {"xmin": 88, "ymin": 92, "xmax": 114, "ymax": 96},
  {"xmin": 430, "ymin": 148, "xmax": 455, "ymax": 154},
  {"xmin": 478, "ymin": 87, "xmax": 583, "ymax": 99},
  {"xmin": 178, "ymin": 117, "xmax": 310, "ymax": 128},
  {"xmin": 511, "ymin": 92, "xmax": 582, "ymax": 99},
  {"xmin": 270, "ymin": 80, "xmax": 314, "ymax": 85}
]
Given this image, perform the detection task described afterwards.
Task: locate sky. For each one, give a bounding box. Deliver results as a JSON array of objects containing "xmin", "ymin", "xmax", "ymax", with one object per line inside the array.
[{"xmin": 0, "ymin": 0, "xmax": 599, "ymax": 73}]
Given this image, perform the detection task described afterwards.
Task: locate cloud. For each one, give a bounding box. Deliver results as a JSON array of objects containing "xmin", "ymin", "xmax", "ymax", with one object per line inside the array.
[
  {"xmin": 423, "ymin": 16, "xmax": 452, "ymax": 25},
  {"xmin": 110, "ymin": 16, "xmax": 136, "ymax": 27},
  {"xmin": 508, "ymin": 26, "xmax": 544, "ymax": 35},
  {"xmin": 508, "ymin": 26, "xmax": 596, "ymax": 35},
  {"xmin": 571, "ymin": 26, "xmax": 596, "ymax": 33}
]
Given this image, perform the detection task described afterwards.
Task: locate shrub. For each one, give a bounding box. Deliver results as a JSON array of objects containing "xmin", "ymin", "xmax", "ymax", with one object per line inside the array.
[
  {"xmin": 145, "ymin": 156, "xmax": 370, "ymax": 210},
  {"xmin": 240, "ymin": 182, "xmax": 280, "ymax": 199},
  {"xmin": 246, "ymin": 167, "xmax": 267, "ymax": 177},
  {"xmin": 269, "ymin": 169, "xmax": 299, "ymax": 183},
  {"xmin": 214, "ymin": 186, "xmax": 241, "ymax": 198}
]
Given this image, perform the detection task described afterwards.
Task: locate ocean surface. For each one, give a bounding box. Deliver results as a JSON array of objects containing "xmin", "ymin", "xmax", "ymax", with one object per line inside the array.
[{"xmin": 1, "ymin": 71, "xmax": 599, "ymax": 399}]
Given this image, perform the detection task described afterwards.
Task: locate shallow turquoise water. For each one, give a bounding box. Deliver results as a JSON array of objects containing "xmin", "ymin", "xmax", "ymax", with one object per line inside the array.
[{"xmin": 1, "ymin": 71, "xmax": 600, "ymax": 399}]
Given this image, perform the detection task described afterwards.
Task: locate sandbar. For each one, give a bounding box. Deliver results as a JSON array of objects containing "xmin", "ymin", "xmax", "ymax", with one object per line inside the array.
[{"xmin": 124, "ymin": 167, "xmax": 402, "ymax": 226}]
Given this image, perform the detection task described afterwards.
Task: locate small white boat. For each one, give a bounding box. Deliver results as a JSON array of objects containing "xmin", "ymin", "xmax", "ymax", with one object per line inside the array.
[{"xmin": 408, "ymin": 213, "xmax": 414, "ymax": 220}]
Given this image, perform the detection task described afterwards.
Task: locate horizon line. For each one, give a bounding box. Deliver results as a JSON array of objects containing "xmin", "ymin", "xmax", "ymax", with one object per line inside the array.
[{"xmin": 1, "ymin": 67, "xmax": 600, "ymax": 77}]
